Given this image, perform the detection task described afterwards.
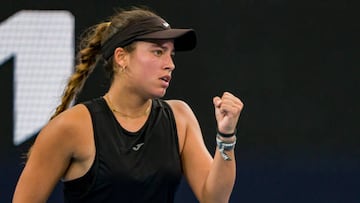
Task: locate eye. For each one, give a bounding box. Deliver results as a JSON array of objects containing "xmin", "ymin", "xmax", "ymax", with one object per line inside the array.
[{"xmin": 153, "ymin": 49, "xmax": 164, "ymax": 56}]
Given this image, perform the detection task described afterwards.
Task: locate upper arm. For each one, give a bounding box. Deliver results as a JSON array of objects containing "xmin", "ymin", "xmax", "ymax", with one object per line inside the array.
[
  {"xmin": 13, "ymin": 104, "xmax": 89, "ymax": 203},
  {"xmin": 167, "ymin": 100, "xmax": 213, "ymax": 201}
]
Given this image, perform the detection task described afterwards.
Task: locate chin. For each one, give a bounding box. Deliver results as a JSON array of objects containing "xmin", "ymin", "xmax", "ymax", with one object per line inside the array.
[{"xmin": 153, "ymin": 90, "xmax": 167, "ymax": 98}]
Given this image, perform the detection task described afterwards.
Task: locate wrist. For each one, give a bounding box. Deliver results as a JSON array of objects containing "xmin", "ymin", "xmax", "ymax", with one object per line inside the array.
[
  {"xmin": 216, "ymin": 133, "xmax": 236, "ymax": 143},
  {"xmin": 217, "ymin": 129, "xmax": 236, "ymax": 138}
]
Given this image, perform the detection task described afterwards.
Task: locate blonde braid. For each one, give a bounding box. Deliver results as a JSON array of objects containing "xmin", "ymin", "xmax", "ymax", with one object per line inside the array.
[{"xmin": 51, "ymin": 22, "xmax": 110, "ymax": 119}]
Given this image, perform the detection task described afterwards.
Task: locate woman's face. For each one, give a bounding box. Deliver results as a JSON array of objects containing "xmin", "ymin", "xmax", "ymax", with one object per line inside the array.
[{"xmin": 124, "ymin": 40, "xmax": 175, "ymax": 98}]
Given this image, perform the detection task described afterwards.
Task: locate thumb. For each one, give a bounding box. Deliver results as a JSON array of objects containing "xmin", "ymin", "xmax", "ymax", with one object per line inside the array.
[
  {"xmin": 213, "ymin": 96, "xmax": 221, "ymax": 108},
  {"xmin": 213, "ymin": 96, "xmax": 222, "ymax": 120}
]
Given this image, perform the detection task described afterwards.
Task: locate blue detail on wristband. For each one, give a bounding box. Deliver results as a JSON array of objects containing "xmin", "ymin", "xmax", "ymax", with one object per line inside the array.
[{"xmin": 216, "ymin": 135, "xmax": 236, "ymax": 161}]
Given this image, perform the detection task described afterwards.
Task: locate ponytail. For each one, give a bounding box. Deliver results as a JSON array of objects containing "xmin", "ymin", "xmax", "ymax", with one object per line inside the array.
[{"xmin": 50, "ymin": 22, "xmax": 110, "ymax": 119}]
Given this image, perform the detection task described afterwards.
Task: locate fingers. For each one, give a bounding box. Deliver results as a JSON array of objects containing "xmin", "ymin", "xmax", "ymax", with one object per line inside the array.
[
  {"xmin": 213, "ymin": 92, "xmax": 243, "ymax": 134},
  {"xmin": 217, "ymin": 92, "xmax": 243, "ymax": 115}
]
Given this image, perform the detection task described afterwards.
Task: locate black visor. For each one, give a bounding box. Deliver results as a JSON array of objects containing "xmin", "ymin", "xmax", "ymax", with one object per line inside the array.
[{"xmin": 101, "ymin": 16, "xmax": 197, "ymax": 60}]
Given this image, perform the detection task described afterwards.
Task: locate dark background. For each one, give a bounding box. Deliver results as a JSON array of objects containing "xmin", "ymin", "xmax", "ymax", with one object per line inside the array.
[{"xmin": 1, "ymin": 0, "xmax": 359, "ymax": 202}]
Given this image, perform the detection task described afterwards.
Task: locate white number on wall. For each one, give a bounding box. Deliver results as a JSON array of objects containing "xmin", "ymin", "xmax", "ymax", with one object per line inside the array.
[{"xmin": 0, "ymin": 10, "xmax": 74, "ymax": 145}]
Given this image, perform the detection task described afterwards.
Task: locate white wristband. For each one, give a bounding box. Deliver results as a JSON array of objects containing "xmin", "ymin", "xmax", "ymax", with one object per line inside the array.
[{"xmin": 216, "ymin": 134, "xmax": 236, "ymax": 161}]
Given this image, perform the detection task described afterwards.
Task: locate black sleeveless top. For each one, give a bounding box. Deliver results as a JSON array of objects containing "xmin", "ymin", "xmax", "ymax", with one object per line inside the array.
[{"xmin": 63, "ymin": 97, "xmax": 182, "ymax": 203}]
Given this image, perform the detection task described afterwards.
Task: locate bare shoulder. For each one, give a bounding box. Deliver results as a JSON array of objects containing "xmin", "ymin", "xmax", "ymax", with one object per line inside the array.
[
  {"xmin": 45, "ymin": 104, "xmax": 91, "ymax": 136},
  {"xmin": 165, "ymin": 99, "xmax": 200, "ymax": 125},
  {"xmin": 165, "ymin": 99, "xmax": 201, "ymax": 153},
  {"xmin": 33, "ymin": 104, "xmax": 92, "ymax": 155},
  {"xmin": 165, "ymin": 99, "xmax": 193, "ymax": 116}
]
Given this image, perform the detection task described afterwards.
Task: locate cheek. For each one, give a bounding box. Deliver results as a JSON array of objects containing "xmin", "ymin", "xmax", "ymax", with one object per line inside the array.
[{"xmin": 132, "ymin": 56, "xmax": 159, "ymax": 76}]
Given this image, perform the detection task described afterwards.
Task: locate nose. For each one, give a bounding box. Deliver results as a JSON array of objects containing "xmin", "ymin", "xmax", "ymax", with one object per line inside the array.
[{"xmin": 164, "ymin": 53, "xmax": 175, "ymax": 71}]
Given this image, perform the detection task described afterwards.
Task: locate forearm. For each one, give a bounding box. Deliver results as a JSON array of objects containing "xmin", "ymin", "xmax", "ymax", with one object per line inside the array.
[{"xmin": 201, "ymin": 148, "xmax": 236, "ymax": 203}]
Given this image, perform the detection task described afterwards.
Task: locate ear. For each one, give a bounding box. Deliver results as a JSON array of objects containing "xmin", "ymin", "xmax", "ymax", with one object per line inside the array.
[{"xmin": 113, "ymin": 47, "xmax": 128, "ymax": 68}]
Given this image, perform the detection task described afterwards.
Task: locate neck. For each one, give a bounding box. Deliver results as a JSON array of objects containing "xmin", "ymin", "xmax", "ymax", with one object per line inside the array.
[{"xmin": 104, "ymin": 93, "xmax": 151, "ymax": 119}]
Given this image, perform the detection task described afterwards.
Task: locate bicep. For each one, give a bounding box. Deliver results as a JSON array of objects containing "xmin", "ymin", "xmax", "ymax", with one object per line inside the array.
[
  {"xmin": 169, "ymin": 100, "xmax": 213, "ymax": 200},
  {"xmin": 13, "ymin": 116, "xmax": 76, "ymax": 202}
]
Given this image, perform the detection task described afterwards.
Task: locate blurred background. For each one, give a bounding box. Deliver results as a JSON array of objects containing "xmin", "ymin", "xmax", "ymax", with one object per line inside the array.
[{"xmin": 1, "ymin": 0, "xmax": 359, "ymax": 202}]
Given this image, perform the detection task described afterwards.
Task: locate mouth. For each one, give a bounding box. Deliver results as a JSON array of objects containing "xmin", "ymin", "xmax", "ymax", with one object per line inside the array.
[{"xmin": 160, "ymin": 75, "xmax": 171, "ymax": 83}]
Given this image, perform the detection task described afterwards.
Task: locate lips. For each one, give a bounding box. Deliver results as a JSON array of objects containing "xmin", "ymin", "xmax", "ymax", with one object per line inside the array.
[
  {"xmin": 160, "ymin": 75, "xmax": 171, "ymax": 83},
  {"xmin": 159, "ymin": 75, "xmax": 171, "ymax": 88}
]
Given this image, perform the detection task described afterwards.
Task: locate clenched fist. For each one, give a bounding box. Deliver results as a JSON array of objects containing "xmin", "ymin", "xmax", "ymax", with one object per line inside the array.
[{"xmin": 213, "ymin": 92, "xmax": 243, "ymax": 135}]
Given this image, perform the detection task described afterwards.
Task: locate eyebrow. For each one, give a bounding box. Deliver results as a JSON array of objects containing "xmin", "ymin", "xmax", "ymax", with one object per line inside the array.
[{"xmin": 147, "ymin": 40, "xmax": 175, "ymax": 52}]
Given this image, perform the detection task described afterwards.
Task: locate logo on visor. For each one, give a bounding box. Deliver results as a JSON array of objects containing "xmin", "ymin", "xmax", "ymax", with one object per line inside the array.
[{"xmin": 162, "ymin": 22, "xmax": 170, "ymax": 28}]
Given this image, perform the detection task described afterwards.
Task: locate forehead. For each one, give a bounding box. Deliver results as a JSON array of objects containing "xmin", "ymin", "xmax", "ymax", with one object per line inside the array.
[{"xmin": 136, "ymin": 39, "xmax": 174, "ymax": 49}]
